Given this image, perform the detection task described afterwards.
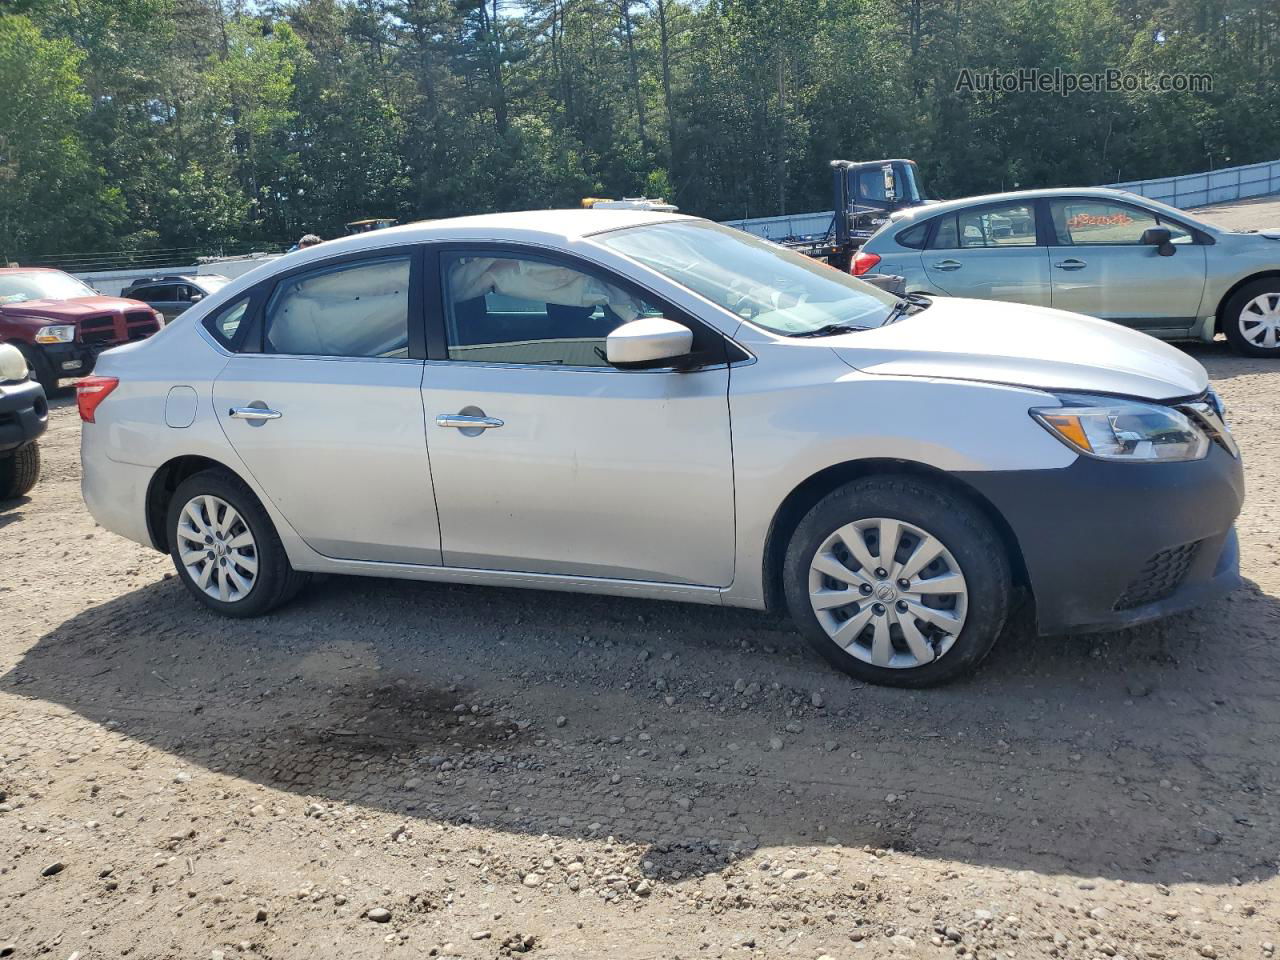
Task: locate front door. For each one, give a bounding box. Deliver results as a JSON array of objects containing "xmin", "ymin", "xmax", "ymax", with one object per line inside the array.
[
  {"xmin": 212, "ymin": 251, "xmax": 441, "ymax": 565},
  {"xmin": 921, "ymin": 199, "xmax": 1052, "ymax": 306},
  {"xmin": 419, "ymin": 247, "xmax": 736, "ymax": 586},
  {"xmin": 1045, "ymin": 197, "xmax": 1208, "ymax": 330}
]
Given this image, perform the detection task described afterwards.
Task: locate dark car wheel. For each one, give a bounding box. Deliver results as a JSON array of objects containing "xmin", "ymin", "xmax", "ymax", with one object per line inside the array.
[
  {"xmin": 166, "ymin": 468, "xmax": 309, "ymax": 617},
  {"xmin": 1223, "ymin": 279, "xmax": 1280, "ymax": 357},
  {"xmin": 0, "ymin": 441, "xmax": 40, "ymax": 500},
  {"xmin": 783, "ymin": 475, "xmax": 1012, "ymax": 687},
  {"xmin": 16, "ymin": 346, "xmax": 58, "ymax": 395}
]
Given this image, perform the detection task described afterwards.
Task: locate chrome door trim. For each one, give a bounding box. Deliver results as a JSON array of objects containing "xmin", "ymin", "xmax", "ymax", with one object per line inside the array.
[
  {"xmin": 436, "ymin": 413, "xmax": 504, "ymax": 429},
  {"xmin": 228, "ymin": 405, "xmax": 283, "ymax": 421}
]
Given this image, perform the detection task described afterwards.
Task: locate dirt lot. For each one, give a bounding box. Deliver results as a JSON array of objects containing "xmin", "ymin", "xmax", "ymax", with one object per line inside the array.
[{"xmin": 4, "ymin": 205, "xmax": 1280, "ymax": 959}]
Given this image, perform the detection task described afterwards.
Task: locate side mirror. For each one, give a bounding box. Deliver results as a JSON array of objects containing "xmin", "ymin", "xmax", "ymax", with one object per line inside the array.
[
  {"xmin": 1140, "ymin": 227, "xmax": 1176, "ymax": 256},
  {"xmin": 189, "ymin": 292, "xmax": 204, "ymax": 302},
  {"xmin": 605, "ymin": 317, "xmax": 693, "ymax": 369}
]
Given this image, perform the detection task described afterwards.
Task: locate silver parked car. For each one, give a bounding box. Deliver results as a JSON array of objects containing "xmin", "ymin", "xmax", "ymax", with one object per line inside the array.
[
  {"xmin": 80, "ymin": 211, "xmax": 1243, "ymax": 686},
  {"xmin": 856, "ymin": 187, "xmax": 1280, "ymax": 356}
]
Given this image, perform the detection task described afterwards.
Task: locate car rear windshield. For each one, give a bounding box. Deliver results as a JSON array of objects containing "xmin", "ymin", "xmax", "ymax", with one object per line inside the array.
[
  {"xmin": 594, "ymin": 220, "xmax": 898, "ymax": 335},
  {"xmin": 0, "ymin": 271, "xmax": 97, "ymax": 304}
]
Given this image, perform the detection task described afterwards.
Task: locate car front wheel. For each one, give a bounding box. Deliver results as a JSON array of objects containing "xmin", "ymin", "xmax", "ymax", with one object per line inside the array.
[
  {"xmin": 0, "ymin": 441, "xmax": 40, "ymax": 500},
  {"xmin": 1223, "ymin": 279, "xmax": 1280, "ymax": 356},
  {"xmin": 166, "ymin": 469, "xmax": 308, "ymax": 617},
  {"xmin": 783, "ymin": 476, "xmax": 1011, "ymax": 687}
]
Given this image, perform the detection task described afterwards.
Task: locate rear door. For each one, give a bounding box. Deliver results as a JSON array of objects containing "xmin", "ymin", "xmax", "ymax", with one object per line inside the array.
[
  {"xmin": 211, "ymin": 248, "xmax": 441, "ymax": 565},
  {"xmin": 1045, "ymin": 196, "xmax": 1208, "ymax": 331},
  {"xmin": 921, "ymin": 199, "xmax": 1052, "ymax": 306}
]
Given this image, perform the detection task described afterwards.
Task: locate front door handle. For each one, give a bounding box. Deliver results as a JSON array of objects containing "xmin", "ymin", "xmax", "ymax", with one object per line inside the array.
[
  {"xmin": 229, "ymin": 405, "xmax": 282, "ymax": 421},
  {"xmin": 932, "ymin": 259, "xmax": 962, "ymax": 271},
  {"xmin": 436, "ymin": 414, "xmax": 504, "ymax": 430},
  {"xmin": 1054, "ymin": 258, "xmax": 1087, "ymax": 271}
]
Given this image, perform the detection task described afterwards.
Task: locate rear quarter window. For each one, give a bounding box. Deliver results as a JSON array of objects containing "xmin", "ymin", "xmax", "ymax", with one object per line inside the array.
[
  {"xmin": 204, "ymin": 296, "xmax": 251, "ymax": 348},
  {"xmin": 895, "ymin": 222, "xmax": 928, "ymax": 249}
]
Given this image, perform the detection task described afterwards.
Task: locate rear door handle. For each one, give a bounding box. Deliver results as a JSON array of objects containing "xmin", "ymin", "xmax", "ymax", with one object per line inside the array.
[
  {"xmin": 229, "ymin": 405, "xmax": 282, "ymax": 421},
  {"xmin": 932, "ymin": 259, "xmax": 962, "ymax": 271},
  {"xmin": 436, "ymin": 414, "xmax": 504, "ymax": 430},
  {"xmin": 1054, "ymin": 258, "xmax": 1087, "ymax": 271}
]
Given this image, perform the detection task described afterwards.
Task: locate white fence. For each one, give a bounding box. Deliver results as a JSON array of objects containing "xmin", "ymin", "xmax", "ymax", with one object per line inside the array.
[
  {"xmin": 726, "ymin": 157, "xmax": 1280, "ymax": 239},
  {"xmin": 1111, "ymin": 159, "xmax": 1280, "ymax": 208}
]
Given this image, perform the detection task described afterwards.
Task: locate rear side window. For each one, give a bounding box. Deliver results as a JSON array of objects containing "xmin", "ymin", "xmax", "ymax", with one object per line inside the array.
[
  {"xmin": 895, "ymin": 222, "xmax": 928, "ymax": 249},
  {"xmin": 929, "ymin": 216, "xmax": 959, "ymax": 249},
  {"xmin": 264, "ymin": 256, "xmax": 411, "ymax": 358},
  {"xmin": 958, "ymin": 202, "xmax": 1037, "ymax": 248},
  {"xmin": 205, "ymin": 296, "xmax": 250, "ymax": 347}
]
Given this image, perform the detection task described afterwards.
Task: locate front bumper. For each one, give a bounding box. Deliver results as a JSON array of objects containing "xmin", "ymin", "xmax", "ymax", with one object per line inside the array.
[
  {"xmin": 39, "ymin": 341, "xmax": 100, "ymax": 378},
  {"xmin": 959, "ymin": 442, "xmax": 1244, "ymax": 635},
  {"xmin": 0, "ymin": 378, "xmax": 49, "ymax": 453}
]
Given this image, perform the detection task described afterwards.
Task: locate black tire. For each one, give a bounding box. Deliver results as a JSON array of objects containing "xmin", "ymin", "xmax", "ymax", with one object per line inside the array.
[
  {"xmin": 0, "ymin": 442, "xmax": 40, "ymax": 500},
  {"xmin": 1222, "ymin": 279, "xmax": 1280, "ymax": 357},
  {"xmin": 15, "ymin": 345, "xmax": 58, "ymax": 395},
  {"xmin": 165, "ymin": 468, "xmax": 309, "ymax": 617},
  {"xmin": 782, "ymin": 475, "xmax": 1011, "ymax": 688}
]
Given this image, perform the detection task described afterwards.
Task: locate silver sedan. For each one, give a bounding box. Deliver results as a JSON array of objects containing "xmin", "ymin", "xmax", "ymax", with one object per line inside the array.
[
  {"xmin": 858, "ymin": 186, "xmax": 1280, "ymax": 355},
  {"xmin": 79, "ymin": 210, "xmax": 1243, "ymax": 687}
]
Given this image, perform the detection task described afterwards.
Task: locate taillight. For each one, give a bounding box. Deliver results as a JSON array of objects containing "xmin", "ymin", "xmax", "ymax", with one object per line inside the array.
[
  {"xmin": 76, "ymin": 376, "xmax": 119, "ymax": 423},
  {"xmin": 851, "ymin": 251, "xmax": 881, "ymax": 276}
]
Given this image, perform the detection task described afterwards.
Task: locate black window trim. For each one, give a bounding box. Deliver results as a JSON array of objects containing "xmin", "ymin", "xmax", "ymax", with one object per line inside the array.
[
  {"xmin": 1043, "ymin": 194, "xmax": 1215, "ymax": 247},
  {"xmin": 423, "ymin": 240, "xmax": 751, "ymax": 371},
  {"xmin": 217, "ymin": 245, "xmax": 428, "ymax": 360}
]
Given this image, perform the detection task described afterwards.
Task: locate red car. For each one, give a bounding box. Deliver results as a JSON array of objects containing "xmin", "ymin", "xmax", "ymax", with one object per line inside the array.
[{"xmin": 0, "ymin": 267, "xmax": 164, "ymax": 393}]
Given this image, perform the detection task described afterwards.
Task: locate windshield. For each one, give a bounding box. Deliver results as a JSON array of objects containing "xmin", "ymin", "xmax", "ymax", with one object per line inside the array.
[
  {"xmin": 0, "ymin": 271, "xmax": 97, "ymax": 304},
  {"xmin": 1117, "ymin": 191, "xmax": 1218, "ymax": 234},
  {"xmin": 594, "ymin": 220, "xmax": 899, "ymax": 335}
]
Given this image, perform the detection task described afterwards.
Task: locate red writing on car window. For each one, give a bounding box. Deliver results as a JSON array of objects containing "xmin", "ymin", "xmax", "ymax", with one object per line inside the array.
[{"xmin": 1067, "ymin": 212, "xmax": 1135, "ymax": 228}]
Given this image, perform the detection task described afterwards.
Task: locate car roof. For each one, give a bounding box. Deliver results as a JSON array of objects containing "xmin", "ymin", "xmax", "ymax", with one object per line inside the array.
[
  {"xmin": 286, "ymin": 209, "xmax": 692, "ymax": 260},
  {"xmin": 0, "ymin": 266, "xmax": 66, "ymax": 275},
  {"xmin": 892, "ymin": 186, "xmax": 1141, "ymax": 223}
]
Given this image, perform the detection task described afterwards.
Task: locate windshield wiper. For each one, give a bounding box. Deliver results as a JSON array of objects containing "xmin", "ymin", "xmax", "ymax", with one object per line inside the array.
[
  {"xmin": 883, "ymin": 293, "xmax": 932, "ymax": 325},
  {"xmin": 791, "ymin": 323, "xmax": 869, "ymax": 338}
]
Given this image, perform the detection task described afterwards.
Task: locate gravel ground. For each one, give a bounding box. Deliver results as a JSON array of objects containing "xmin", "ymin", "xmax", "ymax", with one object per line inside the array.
[{"xmin": 3, "ymin": 201, "xmax": 1280, "ymax": 960}]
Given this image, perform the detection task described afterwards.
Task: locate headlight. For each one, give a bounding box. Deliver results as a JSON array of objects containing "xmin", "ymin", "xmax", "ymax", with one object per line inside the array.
[
  {"xmin": 0, "ymin": 343, "xmax": 28, "ymax": 382},
  {"xmin": 153, "ymin": 310, "xmax": 165, "ymax": 326},
  {"xmin": 1031, "ymin": 394, "xmax": 1209, "ymax": 462},
  {"xmin": 34, "ymin": 324, "xmax": 76, "ymax": 344}
]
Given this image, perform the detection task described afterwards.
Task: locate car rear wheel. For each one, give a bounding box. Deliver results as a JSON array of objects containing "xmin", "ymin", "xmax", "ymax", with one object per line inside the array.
[
  {"xmin": 782, "ymin": 476, "xmax": 1011, "ymax": 687},
  {"xmin": 166, "ymin": 469, "xmax": 309, "ymax": 617},
  {"xmin": 1223, "ymin": 279, "xmax": 1280, "ymax": 356},
  {"xmin": 0, "ymin": 442, "xmax": 40, "ymax": 500}
]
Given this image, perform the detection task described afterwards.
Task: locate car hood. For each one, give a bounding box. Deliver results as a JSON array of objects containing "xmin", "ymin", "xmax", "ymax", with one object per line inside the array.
[
  {"xmin": 0, "ymin": 296, "xmax": 149, "ymax": 323},
  {"xmin": 828, "ymin": 297, "xmax": 1208, "ymax": 401}
]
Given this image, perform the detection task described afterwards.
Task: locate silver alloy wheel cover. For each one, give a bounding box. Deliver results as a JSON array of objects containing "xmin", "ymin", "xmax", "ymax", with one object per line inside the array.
[
  {"xmin": 807, "ymin": 516, "xmax": 968, "ymax": 669},
  {"xmin": 1239, "ymin": 292, "xmax": 1280, "ymax": 350},
  {"xmin": 175, "ymin": 494, "xmax": 259, "ymax": 603}
]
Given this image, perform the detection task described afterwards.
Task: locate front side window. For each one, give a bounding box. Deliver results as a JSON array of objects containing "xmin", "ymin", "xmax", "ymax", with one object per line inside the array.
[
  {"xmin": 264, "ymin": 256, "xmax": 410, "ymax": 358},
  {"xmin": 596, "ymin": 220, "xmax": 898, "ymax": 336},
  {"xmin": 1049, "ymin": 199, "xmax": 1190, "ymax": 245},
  {"xmin": 442, "ymin": 253, "xmax": 663, "ymax": 366}
]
